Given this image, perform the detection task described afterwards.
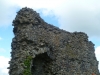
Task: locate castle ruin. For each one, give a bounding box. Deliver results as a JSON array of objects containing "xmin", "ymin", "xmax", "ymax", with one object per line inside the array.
[{"xmin": 8, "ymin": 7, "xmax": 99, "ymax": 75}]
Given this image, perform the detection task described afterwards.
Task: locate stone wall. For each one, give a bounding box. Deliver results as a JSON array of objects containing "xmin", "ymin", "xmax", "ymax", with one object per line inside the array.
[{"xmin": 8, "ymin": 7, "xmax": 100, "ymax": 75}]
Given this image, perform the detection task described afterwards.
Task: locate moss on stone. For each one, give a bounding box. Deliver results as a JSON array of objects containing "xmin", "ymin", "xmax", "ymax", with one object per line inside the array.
[{"xmin": 23, "ymin": 56, "xmax": 32, "ymax": 75}]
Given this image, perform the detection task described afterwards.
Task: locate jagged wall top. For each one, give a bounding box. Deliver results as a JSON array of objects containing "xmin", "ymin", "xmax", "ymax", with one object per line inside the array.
[{"xmin": 13, "ymin": 7, "xmax": 44, "ymax": 26}]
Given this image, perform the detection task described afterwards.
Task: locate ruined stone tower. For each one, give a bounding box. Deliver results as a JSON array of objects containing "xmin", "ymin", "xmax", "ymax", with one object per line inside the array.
[{"xmin": 9, "ymin": 7, "xmax": 99, "ymax": 75}]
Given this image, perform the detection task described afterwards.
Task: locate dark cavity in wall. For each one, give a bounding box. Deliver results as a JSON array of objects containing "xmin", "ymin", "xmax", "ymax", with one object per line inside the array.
[{"xmin": 31, "ymin": 52, "xmax": 52, "ymax": 75}]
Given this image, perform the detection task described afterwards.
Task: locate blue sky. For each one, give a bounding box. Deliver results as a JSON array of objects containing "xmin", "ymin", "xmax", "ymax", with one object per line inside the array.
[{"xmin": 0, "ymin": 0, "xmax": 100, "ymax": 75}]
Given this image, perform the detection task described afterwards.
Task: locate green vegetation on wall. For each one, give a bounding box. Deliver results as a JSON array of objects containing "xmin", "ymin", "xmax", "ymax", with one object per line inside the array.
[{"xmin": 23, "ymin": 56, "xmax": 32, "ymax": 75}]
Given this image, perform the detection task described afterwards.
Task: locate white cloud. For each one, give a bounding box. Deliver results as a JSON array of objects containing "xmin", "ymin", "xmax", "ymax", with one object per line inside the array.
[
  {"xmin": 57, "ymin": 0, "xmax": 100, "ymax": 38},
  {"xmin": 95, "ymin": 46, "xmax": 100, "ymax": 72},
  {"xmin": 0, "ymin": 0, "xmax": 18, "ymax": 27},
  {"xmin": 10, "ymin": 0, "xmax": 66, "ymax": 9},
  {"xmin": 0, "ymin": 56, "xmax": 10, "ymax": 75}
]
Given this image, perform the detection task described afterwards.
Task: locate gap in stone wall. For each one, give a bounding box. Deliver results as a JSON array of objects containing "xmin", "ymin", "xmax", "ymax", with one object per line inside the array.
[{"xmin": 31, "ymin": 52, "xmax": 52, "ymax": 75}]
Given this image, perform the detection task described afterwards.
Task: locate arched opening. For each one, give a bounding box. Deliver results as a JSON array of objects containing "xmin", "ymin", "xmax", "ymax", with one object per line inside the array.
[{"xmin": 31, "ymin": 52, "xmax": 52, "ymax": 75}]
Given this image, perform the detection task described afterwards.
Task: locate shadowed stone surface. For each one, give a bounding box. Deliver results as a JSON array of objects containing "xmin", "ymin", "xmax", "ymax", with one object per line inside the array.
[{"xmin": 9, "ymin": 7, "xmax": 99, "ymax": 75}]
